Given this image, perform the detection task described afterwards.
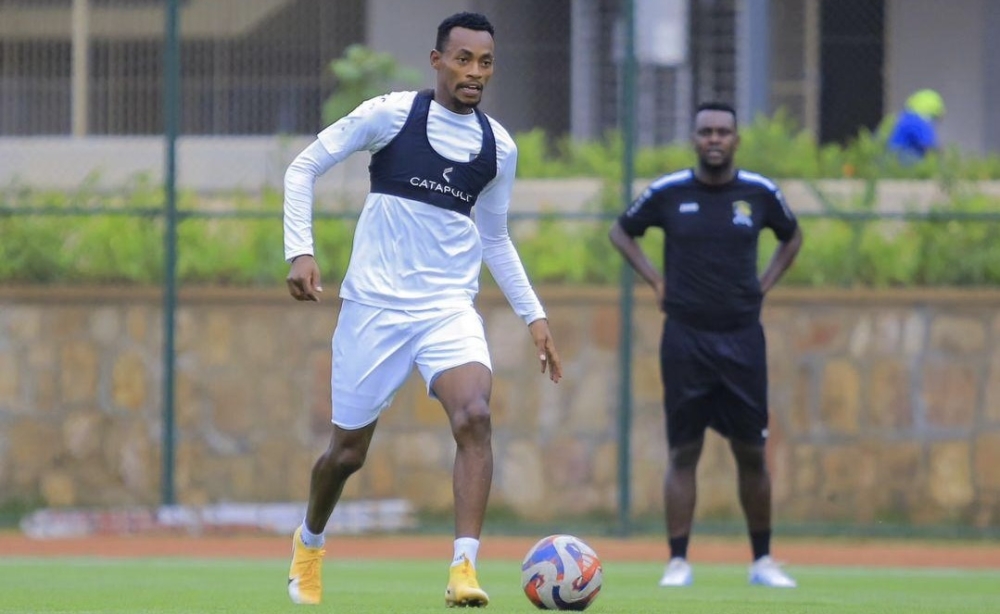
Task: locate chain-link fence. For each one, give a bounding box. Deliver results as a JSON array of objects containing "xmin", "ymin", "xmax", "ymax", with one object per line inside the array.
[{"xmin": 3, "ymin": 0, "xmax": 1000, "ymax": 539}]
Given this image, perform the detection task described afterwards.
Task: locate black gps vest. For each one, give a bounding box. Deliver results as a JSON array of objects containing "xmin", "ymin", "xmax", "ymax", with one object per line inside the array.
[{"xmin": 368, "ymin": 89, "xmax": 498, "ymax": 217}]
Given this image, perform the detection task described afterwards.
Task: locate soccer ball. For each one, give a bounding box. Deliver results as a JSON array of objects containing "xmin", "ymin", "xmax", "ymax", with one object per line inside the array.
[{"xmin": 521, "ymin": 534, "xmax": 603, "ymax": 610}]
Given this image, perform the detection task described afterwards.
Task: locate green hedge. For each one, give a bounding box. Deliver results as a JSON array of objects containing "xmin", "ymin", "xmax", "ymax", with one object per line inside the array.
[
  {"xmin": 3, "ymin": 114, "xmax": 1000, "ymax": 287},
  {"xmin": 3, "ymin": 187, "xmax": 1000, "ymax": 287},
  {"xmin": 515, "ymin": 111, "xmax": 1000, "ymax": 181}
]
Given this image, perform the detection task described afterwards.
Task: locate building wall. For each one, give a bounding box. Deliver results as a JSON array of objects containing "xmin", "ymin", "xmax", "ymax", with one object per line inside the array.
[
  {"xmin": 885, "ymin": 0, "xmax": 988, "ymax": 153},
  {"xmin": 2, "ymin": 286, "xmax": 999, "ymax": 528}
]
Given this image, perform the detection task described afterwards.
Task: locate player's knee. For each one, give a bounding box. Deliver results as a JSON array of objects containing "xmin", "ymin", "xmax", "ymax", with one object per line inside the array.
[
  {"xmin": 322, "ymin": 443, "xmax": 368, "ymax": 476},
  {"xmin": 450, "ymin": 397, "xmax": 492, "ymax": 441},
  {"xmin": 669, "ymin": 441, "xmax": 703, "ymax": 470},
  {"xmin": 731, "ymin": 442, "xmax": 766, "ymax": 473}
]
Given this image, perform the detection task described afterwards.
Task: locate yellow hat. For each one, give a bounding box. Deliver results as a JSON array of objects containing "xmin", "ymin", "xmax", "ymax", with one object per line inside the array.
[{"xmin": 906, "ymin": 89, "xmax": 946, "ymax": 119}]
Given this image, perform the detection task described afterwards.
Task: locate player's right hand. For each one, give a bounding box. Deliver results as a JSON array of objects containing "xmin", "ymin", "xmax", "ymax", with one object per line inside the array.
[{"xmin": 286, "ymin": 254, "xmax": 323, "ymax": 302}]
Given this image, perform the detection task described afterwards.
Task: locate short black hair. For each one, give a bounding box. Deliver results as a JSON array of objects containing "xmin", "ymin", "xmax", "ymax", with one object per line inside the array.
[
  {"xmin": 435, "ymin": 12, "xmax": 495, "ymax": 52},
  {"xmin": 695, "ymin": 101, "xmax": 738, "ymax": 128}
]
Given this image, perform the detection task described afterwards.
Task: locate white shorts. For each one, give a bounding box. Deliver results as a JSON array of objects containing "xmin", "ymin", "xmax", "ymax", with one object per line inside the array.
[{"xmin": 330, "ymin": 300, "xmax": 492, "ymax": 429}]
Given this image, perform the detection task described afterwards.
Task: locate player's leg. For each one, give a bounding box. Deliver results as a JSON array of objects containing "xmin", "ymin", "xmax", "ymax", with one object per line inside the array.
[
  {"xmin": 415, "ymin": 307, "xmax": 493, "ymax": 607},
  {"xmin": 718, "ymin": 322, "xmax": 795, "ymax": 587},
  {"xmin": 289, "ymin": 422, "xmax": 377, "ymax": 605},
  {"xmin": 432, "ymin": 363, "xmax": 493, "ymax": 541},
  {"xmin": 289, "ymin": 301, "xmax": 416, "ymax": 605},
  {"xmin": 304, "ymin": 422, "xmax": 378, "ymax": 539},
  {"xmin": 661, "ymin": 437, "xmax": 703, "ymax": 587},
  {"xmin": 659, "ymin": 319, "xmax": 714, "ymax": 587}
]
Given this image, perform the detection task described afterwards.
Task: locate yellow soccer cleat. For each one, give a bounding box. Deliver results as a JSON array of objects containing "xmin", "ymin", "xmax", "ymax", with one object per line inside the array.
[
  {"xmin": 287, "ymin": 526, "xmax": 325, "ymax": 605},
  {"xmin": 445, "ymin": 555, "xmax": 490, "ymax": 608}
]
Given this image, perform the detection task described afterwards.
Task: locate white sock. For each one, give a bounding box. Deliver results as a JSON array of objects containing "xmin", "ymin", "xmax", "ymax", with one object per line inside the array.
[
  {"xmin": 452, "ymin": 537, "xmax": 480, "ymax": 568},
  {"xmin": 299, "ymin": 521, "xmax": 325, "ymax": 549}
]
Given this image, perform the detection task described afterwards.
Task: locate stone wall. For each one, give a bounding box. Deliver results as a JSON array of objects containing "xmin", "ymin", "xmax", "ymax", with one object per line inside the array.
[{"xmin": 1, "ymin": 286, "xmax": 998, "ymax": 529}]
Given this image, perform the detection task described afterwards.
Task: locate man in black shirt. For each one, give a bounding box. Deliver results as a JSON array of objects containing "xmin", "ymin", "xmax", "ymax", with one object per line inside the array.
[{"xmin": 609, "ymin": 102, "xmax": 802, "ymax": 588}]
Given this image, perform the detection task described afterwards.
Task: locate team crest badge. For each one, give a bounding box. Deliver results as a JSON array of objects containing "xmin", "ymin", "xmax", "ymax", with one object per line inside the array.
[{"xmin": 732, "ymin": 200, "xmax": 753, "ymax": 227}]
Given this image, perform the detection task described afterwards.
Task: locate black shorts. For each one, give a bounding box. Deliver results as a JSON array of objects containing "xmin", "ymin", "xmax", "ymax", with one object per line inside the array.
[{"xmin": 660, "ymin": 317, "xmax": 768, "ymax": 447}]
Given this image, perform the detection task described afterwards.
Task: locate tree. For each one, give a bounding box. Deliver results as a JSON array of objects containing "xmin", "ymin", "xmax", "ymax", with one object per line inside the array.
[{"xmin": 322, "ymin": 44, "xmax": 422, "ymax": 125}]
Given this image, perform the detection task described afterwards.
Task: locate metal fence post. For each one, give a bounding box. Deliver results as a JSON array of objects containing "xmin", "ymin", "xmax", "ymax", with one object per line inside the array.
[
  {"xmin": 161, "ymin": 0, "xmax": 180, "ymax": 506},
  {"xmin": 616, "ymin": 0, "xmax": 638, "ymax": 538}
]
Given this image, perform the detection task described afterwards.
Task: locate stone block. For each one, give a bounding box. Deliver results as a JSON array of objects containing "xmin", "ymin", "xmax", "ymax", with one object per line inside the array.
[
  {"xmin": 929, "ymin": 316, "xmax": 987, "ymax": 355},
  {"xmin": 873, "ymin": 312, "xmax": 904, "ymax": 354},
  {"xmin": 50, "ymin": 308, "xmax": 88, "ymax": 338},
  {"xmin": 794, "ymin": 313, "xmax": 846, "ymax": 354},
  {"xmin": 0, "ymin": 350, "xmax": 20, "ymax": 410},
  {"xmin": 309, "ymin": 348, "xmax": 333, "ymax": 433},
  {"xmin": 174, "ymin": 370, "xmax": 202, "ymax": 430},
  {"xmin": 789, "ymin": 363, "xmax": 815, "ymax": 435},
  {"xmin": 485, "ymin": 308, "xmax": 529, "ymax": 374},
  {"xmin": 398, "ymin": 469, "xmax": 454, "ymax": 513},
  {"xmin": 984, "ymin": 350, "xmax": 1000, "ymax": 423},
  {"xmin": 591, "ymin": 441, "xmax": 617, "ymax": 487},
  {"xmin": 820, "ymin": 445, "xmax": 873, "ymax": 512},
  {"xmin": 364, "ymin": 442, "xmax": 398, "ymax": 498},
  {"xmin": 89, "ymin": 307, "xmax": 121, "ymax": 345},
  {"xmin": 973, "ymin": 432, "xmax": 1000, "ymax": 491},
  {"xmin": 633, "ymin": 309, "xmax": 663, "ymax": 355},
  {"xmin": 3, "ymin": 308, "xmax": 41, "ymax": 343},
  {"xmin": 209, "ymin": 371, "xmax": 256, "ymax": 439},
  {"xmin": 541, "ymin": 436, "xmax": 591, "ymax": 488},
  {"xmin": 237, "ymin": 314, "xmax": 278, "ymax": 367},
  {"xmin": 901, "ymin": 313, "xmax": 925, "ymax": 356},
  {"xmin": 391, "ymin": 431, "xmax": 449, "ymax": 470},
  {"xmin": 112, "ymin": 351, "xmax": 148, "ymax": 411},
  {"xmin": 9, "ymin": 419, "xmax": 61, "ymax": 486},
  {"xmin": 632, "ymin": 357, "xmax": 662, "ymax": 405},
  {"xmin": 26, "ymin": 343, "xmax": 55, "ymax": 371},
  {"xmin": 921, "ymin": 360, "xmax": 978, "ymax": 428},
  {"xmin": 257, "ymin": 371, "xmax": 303, "ymax": 432},
  {"xmin": 117, "ymin": 423, "xmax": 154, "ymax": 494},
  {"xmin": 62, "ymin": 409, "xmax": 106, "ymax": 459},
  {"xmin": 928, "ymin": 441, "xmax": 974, "ymax": 510},
  {"xmin": 202, "ymin": 311, "xmax": 233, "ymax": 366},
  {"xmin": 498, "ymin": 439, "xmax": 545, "ymax": 516},
  {"xmin": 848, "ymin": 315, "xmax": 873, "ymax": 358},
  {"xmin": 58, "ymin": 340, "xmax": 99, "ymax": 404},
  {"xmin": 874, "ymin": 442, "xmax": 923, "ymax": 490},
  {"xmin": 791, "ymin": 444, "xmax": 819, "ymax": 497},
  {"xmin": 488, "ymin": 378, "xmax": 511, "ymax": 427},
  {"xmin": 30, "ymin": 368, "xmax": 58, "ymax": 414},
  {"xmin": 411, "ymin": 377, "xmax": 449, "ymax": 427},
  {"xmin": 768, "ymin": 419, "xmax": 792, "ymax": 504},
  {"xmin": 820, "ymin": 359, "xmax": 861, "ymax": 434},
  {"xmin": 565, "ymin": 367, "xmax": 615, "ymax": 436},
  {"xmin": 125, "ymin": 307, "xmax": 149, "ymax": 342},
  {"xmin": 590, "ymin": 305, "xmax": 619, "ymax": 351},
  {"xmin": 866, "ymin": 358, "xmax": 913, "ymax": 429},
  {"xmin": 40, "ymin": 471, "xmax": 76, "ymax": 506}
]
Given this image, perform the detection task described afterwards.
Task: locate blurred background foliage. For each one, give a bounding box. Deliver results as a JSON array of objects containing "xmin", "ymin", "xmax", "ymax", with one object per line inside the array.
[{"xmin": 3, "ymin": 111, "xmax": 1000, "ymax": 287}]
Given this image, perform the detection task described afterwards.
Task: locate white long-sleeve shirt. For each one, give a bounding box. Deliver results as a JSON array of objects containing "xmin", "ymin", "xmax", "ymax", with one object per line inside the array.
[{"xmin": 283, "ymin": 91, "xmax": 546, "ymax": 324}]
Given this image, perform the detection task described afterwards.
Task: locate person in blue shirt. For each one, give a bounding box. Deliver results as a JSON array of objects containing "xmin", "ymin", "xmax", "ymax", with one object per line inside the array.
[{"xmin": 887, "ymin": 89, "xmax": 946, "ymax": 162}]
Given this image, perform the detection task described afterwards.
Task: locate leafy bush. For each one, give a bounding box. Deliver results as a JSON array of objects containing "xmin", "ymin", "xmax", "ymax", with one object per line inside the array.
[
  {"xmin": 322, "ymin": 44, "xmax": 422, "ymax": 125},
  {"xmin": 515, "ymin": 112, "xmax": 1000, "ymax": 181},
  {"xmin": 4, "ymin": 112, "xmax": 1000, "ymax": 287}
]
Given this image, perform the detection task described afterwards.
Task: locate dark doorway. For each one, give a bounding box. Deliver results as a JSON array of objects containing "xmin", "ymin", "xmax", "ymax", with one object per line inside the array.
[{"xmin": 819, "ymin": 0, "xmax": 885, "ymax": 144}]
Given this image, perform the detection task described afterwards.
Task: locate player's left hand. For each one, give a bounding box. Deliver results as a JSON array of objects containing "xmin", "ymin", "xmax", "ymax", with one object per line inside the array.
[{"xmin": 528, "ymin": 318, "xmax": 562, "ymax": 383}]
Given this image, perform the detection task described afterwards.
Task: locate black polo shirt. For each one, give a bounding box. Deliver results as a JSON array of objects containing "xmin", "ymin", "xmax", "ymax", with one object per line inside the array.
[{"xmin": 618, "ymin": 169, "xmax": 798, "ymax": 331}]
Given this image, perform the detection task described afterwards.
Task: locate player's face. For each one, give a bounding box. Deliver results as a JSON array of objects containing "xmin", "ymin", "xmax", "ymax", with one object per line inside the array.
[
  {"xmin": 431, "ymin": 27, "xmax": 495, "ymax": 114},
  {"xmin": 692, "ymin": 110, "xmax": 739, "ymax": 171}
]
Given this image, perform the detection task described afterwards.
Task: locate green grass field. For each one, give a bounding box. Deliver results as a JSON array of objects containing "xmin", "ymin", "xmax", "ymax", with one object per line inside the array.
[{"xmin": 1, "ymin": 557, "xmax": 997, "ymax": 614}]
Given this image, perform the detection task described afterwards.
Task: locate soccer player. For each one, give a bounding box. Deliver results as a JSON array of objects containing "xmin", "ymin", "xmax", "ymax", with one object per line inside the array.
[
  {"xmin": 609, "ymin": 102, "xmax": 802, "ymax": 588},
  {"xmin": 282, "ymin": 12, "xmax": 562, "ymax": 607}
]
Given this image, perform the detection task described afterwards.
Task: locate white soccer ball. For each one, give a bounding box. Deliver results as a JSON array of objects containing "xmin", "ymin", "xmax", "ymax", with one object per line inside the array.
[{"xmin": 521, "ymin": 534, "xmax": 603, "ymax": 610}]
